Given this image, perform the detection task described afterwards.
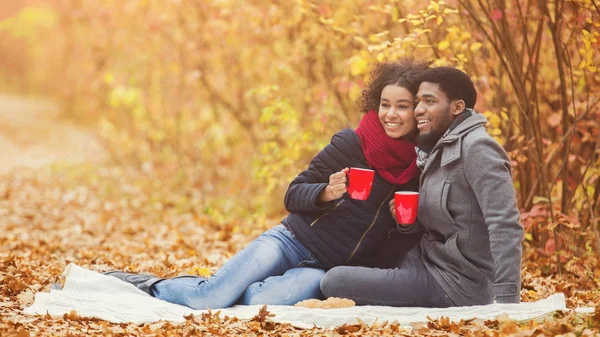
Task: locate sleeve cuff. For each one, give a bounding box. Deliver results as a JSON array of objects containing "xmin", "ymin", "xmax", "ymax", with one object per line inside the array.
[
  {"xmin": 395, "ymin": 223, "xmax": 416, "ymax": 233},
  {"xmin": 311, "ymin": 183, "xmax": 336, "ymax": 210},
  {"xmin": 394, "ymin": 219, "xmax": 422, "ymax": 234},
  {"xmin": 494, "ymin": 282, "xmax": 520, "ymax": 303}
]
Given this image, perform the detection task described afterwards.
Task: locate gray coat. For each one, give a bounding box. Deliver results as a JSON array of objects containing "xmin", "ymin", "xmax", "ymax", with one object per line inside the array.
[{"xmin": 406, "ymin": 113, "xmax": 523, "ymax": 305}]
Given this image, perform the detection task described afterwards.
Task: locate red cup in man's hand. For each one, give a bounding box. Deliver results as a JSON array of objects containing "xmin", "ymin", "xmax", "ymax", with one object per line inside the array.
[
  {"xmin": 347, "ymin": 168, "xmax": 375, "ymax": 200},
  {"xmin": 394, "ymin": 191, "xmax": 419, "ymax": 225}
]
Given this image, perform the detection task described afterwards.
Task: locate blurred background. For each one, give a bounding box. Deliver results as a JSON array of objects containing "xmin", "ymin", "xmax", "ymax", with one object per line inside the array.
[{"xmin": 1, "ymin": 0, "xmax": 599, "ymax": 263}]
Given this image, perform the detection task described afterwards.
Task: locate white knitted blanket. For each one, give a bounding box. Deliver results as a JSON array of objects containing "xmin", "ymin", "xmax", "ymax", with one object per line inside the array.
[{"xmin": 24, "ymin": 264, "xmax": 590, "ymax": 329}]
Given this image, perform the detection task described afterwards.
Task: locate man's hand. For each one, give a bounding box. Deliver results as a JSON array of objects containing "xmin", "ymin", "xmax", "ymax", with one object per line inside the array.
[
  {"xmin": 318, "ymin": 168, "xmax": 349, "ymax": 203},
  {"xmin": 389, "ymin": 199, "xmax": 398, "ymax": 223}
]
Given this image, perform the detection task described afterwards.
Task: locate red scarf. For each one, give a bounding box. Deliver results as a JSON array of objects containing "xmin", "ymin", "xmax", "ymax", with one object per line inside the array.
[{"xmin": 354, "ymin": 111, "xmax": 419, "ymax": 185}]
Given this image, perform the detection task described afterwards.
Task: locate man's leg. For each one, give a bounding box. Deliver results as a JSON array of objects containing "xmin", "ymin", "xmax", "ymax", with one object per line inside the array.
[
  {"xmin": 320, "ymin": 248, "xmax": 453, "ymax": 307},
  {"xmin": 151, "ymin": 224, "xmax": 317, "ymax": 309},
  {"xmin": 238, "ymin": 267, "xmax": 325, "ymax": 305}
]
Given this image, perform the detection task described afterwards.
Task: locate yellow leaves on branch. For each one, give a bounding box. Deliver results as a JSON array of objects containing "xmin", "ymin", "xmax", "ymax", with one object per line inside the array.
[
  {"xmin": 437, "ymin": 40, "xmax": 450, "ymax": 51},
  {"xmin": 435, "ymin": 25, "xmax": 484, "ymax": 59},
  {"xmin": 350, "ymin": 55, "xmax": 368, "ymax": 76},
  {"xmin": 470, "ymin": 42, "xmax": 482, "ymax": 52},
  {"xmin": 578, "ymin": 29, "xmax": 599, "ymax": 73},
  {"xmin": 483, "ymin": 110, "xmax": 509, "ymax": 145},
  {"xmin": 398, "ymin": 0, "xmax": 458, "ymax": 27}
]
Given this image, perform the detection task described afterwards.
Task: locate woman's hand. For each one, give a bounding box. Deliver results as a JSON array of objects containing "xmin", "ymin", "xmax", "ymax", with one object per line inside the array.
[
  {"xmin": 318, "ymin": 168, "xmax": 349, "ymax": 203},
  {"xmin": 389, "ymin": 199, "xmax": 398, "ymax": 223}
]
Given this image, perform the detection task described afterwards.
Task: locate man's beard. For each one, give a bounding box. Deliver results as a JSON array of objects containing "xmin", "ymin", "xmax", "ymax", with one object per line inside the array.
[{"xmin": 416, "ymin": 107, "xmax": 454, "ymax": 153}]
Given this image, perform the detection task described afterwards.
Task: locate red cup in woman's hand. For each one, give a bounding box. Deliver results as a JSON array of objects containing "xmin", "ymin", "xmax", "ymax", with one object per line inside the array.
[
  {"xmin": 394, "ymin": 191, "xmax": 419, "ymax": 225},
  {"xmin": 347, "ymin": 168, "xmax": 375, "ymax": 200}
]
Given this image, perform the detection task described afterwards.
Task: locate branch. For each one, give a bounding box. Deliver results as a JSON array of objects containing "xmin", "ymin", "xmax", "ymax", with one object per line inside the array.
[
  {"xmin": 593, "ymin": 170, "xmax": 600, "ymax": 213},
  {"xmin": 582, "ymin": 176, "xmax": 600, "ymax": 253},
  {"xmin": 197, "ymin": 67, "xmax": 256, "ymax": 144},
  {"xmin": 569, "ymin": 122, "xmax": 600, "ymax": 211},
  {"xmin": 456, "ymin": 0, "xmax": 523, "ymax": 107},
  {"xmin": 323, "ymin": 53, "xmax": 351, "ymax": 126},
  {"xmin": 548, "ymin": 97, "xmax": 599, "ymax": 193},
  {"xmin": 592, "ymin": 0, "xmax": 600, "ymax": 16}
]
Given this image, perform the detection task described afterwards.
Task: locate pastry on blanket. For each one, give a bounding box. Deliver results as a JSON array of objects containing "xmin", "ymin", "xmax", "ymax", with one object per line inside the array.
[
  {"xmin": 321, "ymin": 297, "xmax": 355, "ymax": 308},
  {"xmin": 294, "ymin": 299, "xmax": 321, "ymax": 308},
  {"xmin": 294, "ymin": 297, "xmax": 356, "ymax": 309}
]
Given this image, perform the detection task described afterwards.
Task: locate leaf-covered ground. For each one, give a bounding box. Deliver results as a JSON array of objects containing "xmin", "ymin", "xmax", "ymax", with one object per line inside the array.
[
  {"xmin": 0, "ymin": 95, "xmax": 599, "ymax": 336},
  {"xmin": 1, "ymin": 166, "xmax": 599, "ymax": 336}
]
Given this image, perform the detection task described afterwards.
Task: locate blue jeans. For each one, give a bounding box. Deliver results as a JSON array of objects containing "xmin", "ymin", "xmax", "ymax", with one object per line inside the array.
[
  {"xmin": 151, "ymin": 224, "xmax": 325, "ymax": 309},
  {"xmin": 320, "ymin": 247, "xmax": 454, "ymax": 307}
]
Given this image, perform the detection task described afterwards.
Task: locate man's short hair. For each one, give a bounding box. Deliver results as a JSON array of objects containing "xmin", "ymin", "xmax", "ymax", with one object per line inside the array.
[{"xmin": 417, "ymin": 67, "xmax": 477, "ymax": 108}]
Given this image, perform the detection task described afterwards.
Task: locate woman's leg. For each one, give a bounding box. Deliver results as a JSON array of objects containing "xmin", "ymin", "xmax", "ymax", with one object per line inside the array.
[
  {"xmin": 238, "ymin": 267, "xmax": 325, "ymax": 306},
  {"xmin": 151, "ymin": 224, "xmax": 318, "ymax": 309},
  {"xmin": 320, "ymin": 248, "xmax": 453, "ymax": 308}
]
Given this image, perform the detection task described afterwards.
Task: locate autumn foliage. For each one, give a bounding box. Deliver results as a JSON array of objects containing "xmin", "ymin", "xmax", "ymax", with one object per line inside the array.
[{"xmin": 1, "ymin": 0, "xmax": 600, "ymax": 336}]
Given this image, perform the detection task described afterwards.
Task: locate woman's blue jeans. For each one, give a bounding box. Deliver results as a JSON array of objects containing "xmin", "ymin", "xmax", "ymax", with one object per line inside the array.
[{"xmin": 151, "ymin": 224, "xmax": 325, "ymax": 309}]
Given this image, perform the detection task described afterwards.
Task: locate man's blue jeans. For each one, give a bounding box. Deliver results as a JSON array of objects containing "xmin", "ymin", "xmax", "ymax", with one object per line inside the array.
[{"xmin": 151, "ymin": 224, "xmax": 325, "ymax": 309}]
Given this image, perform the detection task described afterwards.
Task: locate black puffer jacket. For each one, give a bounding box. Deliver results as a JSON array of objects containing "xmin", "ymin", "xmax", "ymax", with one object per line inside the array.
[{"xmin": 282, "ymin": 129, "xmax": 419, "ymax": 270}]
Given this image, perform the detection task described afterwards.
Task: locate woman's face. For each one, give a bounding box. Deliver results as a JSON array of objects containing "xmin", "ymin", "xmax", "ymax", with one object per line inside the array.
[{"xmin": 378, "ymin": 85, "xmax": 417, "ymax": 139}]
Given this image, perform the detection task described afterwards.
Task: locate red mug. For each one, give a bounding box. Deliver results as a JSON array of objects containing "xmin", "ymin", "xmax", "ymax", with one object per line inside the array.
[
  {"xmin": 347, "ymin": 168, "xmax": 375, "ymax": 200},
  {"xmin": 394, "ymin": 191, "xmax": 419, "ymax": 224}
]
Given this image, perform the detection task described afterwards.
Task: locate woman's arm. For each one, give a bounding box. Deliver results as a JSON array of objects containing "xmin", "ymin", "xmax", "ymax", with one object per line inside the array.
[{"xmin": 284, "ymin": 130, "xmax": 355, "ymax": 213}]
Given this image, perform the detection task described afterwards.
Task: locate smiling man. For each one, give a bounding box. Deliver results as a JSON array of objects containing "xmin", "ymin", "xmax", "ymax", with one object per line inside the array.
[
  {"xmin": 410, "ymin": 67, "xmax": 523, "ymax": 306},
  {"xmin": 321, "ymin": 67, "xmax": 524, "ymax": 307}
]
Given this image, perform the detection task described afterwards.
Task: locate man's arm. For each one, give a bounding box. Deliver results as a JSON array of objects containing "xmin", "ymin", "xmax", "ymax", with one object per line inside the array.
[
  {"xmin": 464, "ymin": 134, "xmax": 524, "ymax": 303},
  {"xmin": 388, "ymin": 199, "xmax": 425, "ymax": 234}
]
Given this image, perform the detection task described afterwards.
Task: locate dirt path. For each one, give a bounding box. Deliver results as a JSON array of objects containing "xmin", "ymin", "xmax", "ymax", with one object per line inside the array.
[{"xmin": 0, "ymin": 93, "xmax": 106, "ymax": 174}]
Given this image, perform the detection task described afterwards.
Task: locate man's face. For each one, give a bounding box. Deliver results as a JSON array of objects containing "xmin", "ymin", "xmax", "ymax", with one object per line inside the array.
[{"xmin": 414, "ymin": 82, "xmax": 455, "ymax": 151}]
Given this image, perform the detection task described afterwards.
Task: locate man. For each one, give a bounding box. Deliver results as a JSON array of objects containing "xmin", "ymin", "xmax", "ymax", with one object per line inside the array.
[{"xmin": 320, "ymin": 67, "xmax": 523, "ymax": 306}]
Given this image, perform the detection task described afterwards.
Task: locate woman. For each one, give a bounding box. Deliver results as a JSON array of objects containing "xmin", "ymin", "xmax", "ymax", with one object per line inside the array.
[{"xmin": 105, "ymin": 58, "xmax": 429, "ymax": 309}]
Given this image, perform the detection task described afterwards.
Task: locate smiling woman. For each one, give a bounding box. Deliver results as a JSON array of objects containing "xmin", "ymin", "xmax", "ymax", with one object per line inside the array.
[
  {"xmin": 104, "ymin": 58, "xmax": 431, "ymax": 310},
  {"xmin": 378, "ymin": 85, "xmax": 417, "ymax": 139}
]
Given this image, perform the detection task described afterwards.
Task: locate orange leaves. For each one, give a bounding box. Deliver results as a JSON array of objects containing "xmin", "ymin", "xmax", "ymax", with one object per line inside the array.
[
  {"xmin": 592, "ymin": 306, "xmax": 600, "ymax": 329},
  {"xmin": 1, "ymin": 0, "xmax": 600, "ymax": 335},
  {"xmin": 0, "ymin": 275, "xmax": 29, "ymax": 298},
  {"xmin": 547, "ymin": 113, "xmax": 562, "ymax": 128},
  {"xmin": 335, "ymin": 323, "xmax": 362, "ymax": 334},
  {"xmin": 1, "ymin": 326, "xmax": 31, "ymax": 337},
  {"xmin": 62, "ymin": 310, "xmax": 78, "ymax": 320},
  {"xmin": 490, "ymin": 9, "xmax": 503, "ymax": 22},
  {"xmin": 0, "ymin": 166, "xmax": 599, "ymax": 336},
  {"xmin": 426, "ymin": 315, "xmax": 461, "ymax": 333},
  {"xmin": 251, "ymin": 305, "xmax": 275, "ymax": 328},
  {"xmin": 545, "ymin": 238, "xmax": 557, "ymax": 254}
]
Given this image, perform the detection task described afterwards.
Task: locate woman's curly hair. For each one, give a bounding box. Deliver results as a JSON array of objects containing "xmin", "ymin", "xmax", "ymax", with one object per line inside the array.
[{"xmin": 358, "ymin": 58, "xmax": 430, "ymax": 114}]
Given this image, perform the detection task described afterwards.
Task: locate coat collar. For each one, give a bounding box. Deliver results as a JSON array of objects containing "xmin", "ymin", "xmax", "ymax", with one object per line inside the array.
[
  {"xmin": 430, "ymin": 111, "xmax": 487, "ymax": 150},
  {"xmin": 416, "ymin": 111, "xmax": 488, "ymax": 174}
]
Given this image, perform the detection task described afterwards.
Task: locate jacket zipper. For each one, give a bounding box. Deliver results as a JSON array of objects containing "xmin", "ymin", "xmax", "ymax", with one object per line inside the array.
[
  {"xmin": 344, "ymin": 186, "xmax": 396, "ymax": 264},
  {"xmin": 309, "ymin": 199, "xmax": 344, "ymax": 227}
]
